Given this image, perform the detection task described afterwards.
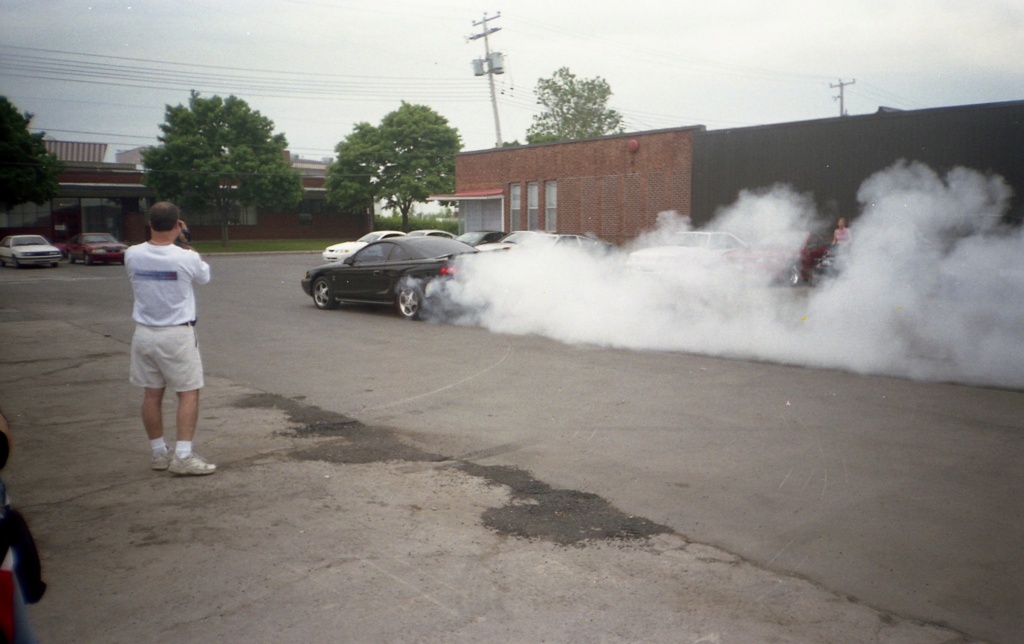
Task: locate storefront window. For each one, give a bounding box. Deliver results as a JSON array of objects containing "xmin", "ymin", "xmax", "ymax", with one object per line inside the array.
[{"xmin": 0, "ymin": 201, "xmax": 51, "ymax": 228}]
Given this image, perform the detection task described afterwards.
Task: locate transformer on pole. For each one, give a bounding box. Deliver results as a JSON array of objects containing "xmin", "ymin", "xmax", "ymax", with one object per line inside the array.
[{"xmin": 469, "ymin": 12, "xmax": 504, "ymax": 147}]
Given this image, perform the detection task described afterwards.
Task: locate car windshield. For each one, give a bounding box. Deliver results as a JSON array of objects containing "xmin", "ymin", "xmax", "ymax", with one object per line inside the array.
[
  {"xmin": 358, "ymin": 231, "xmax": 399, "ymax": 243},
  {"xmin": 501, "ymin": 231, "xmax": 554, "ymax": 245},
  {"xmin": 457, "ymin": 231, "xmax": 490, "ymax": 245},
  {"xmin": 15, "ymin": 236, "xmax": 48, "ymax": 246},
  {"xmin": 403, "ymin": 237, "xmax": 477, "ymax": 258},
  {"xmin": 407, "ymin": 230, "xmax": 442, "ymax": 237},
  {"xmin": 668, "ymin": 232, "xmax": 710, "ymax": 248},
  {"xmin": 82, "ymin": 233, "xmax": 118, "ymax": 243},
  {"xmin": 751, "ymin": 231, "xmax": 807, "ymax": 249}
]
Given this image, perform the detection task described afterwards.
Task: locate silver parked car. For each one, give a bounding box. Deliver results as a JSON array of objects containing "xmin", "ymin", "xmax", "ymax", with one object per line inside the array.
[{"xmin": 0, "ymin": 235, "xmax": 63, "ymax": 268}]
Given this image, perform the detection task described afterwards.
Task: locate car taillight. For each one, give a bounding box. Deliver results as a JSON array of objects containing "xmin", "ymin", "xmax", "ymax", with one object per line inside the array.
[{"xmin": 439, "ymin": 264, "xmax": 456, "ymax": 277}]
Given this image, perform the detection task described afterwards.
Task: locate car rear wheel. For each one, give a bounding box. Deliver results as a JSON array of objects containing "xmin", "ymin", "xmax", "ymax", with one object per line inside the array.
[
  {"xmin": 396, "ymin": 284, "xmax": 423, "ymax": 320},
  {"xmin": 312, "ymin": 277, "xmax": 337, "ymax": 310}
]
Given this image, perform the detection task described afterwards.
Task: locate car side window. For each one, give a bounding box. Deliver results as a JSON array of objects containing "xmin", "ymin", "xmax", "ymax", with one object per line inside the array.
[
  {"xmin": 353, "ymin": 243, "xmax": 390, "ymax": 264},
  {"xmin": 387, "ymin": 245, "xmax": 412, "ymax": 261}
]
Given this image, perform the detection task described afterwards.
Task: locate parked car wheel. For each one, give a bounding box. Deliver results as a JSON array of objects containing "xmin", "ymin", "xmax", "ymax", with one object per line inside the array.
[
  {"xmin": 312, "ymin": 278, "xmax": 337, "ymax": 310},
  {"xmin": 84, "ymin": 253, "xmax": 94, "ymax": 266},
  {"xmin": 395, "ymin": 284, "xmax": 423, "ymax": 320}
]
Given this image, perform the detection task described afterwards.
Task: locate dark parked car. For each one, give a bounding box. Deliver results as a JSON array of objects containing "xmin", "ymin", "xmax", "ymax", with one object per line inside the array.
[
  {"xmin": 301, "ymin": 236, "xmax": 477, "ymax": 320},
  {"xmin": 455, "ymin": 230, "xmax": 505, "ymax": 247},
  {"xmin": 64, "ymin": 232, "xmax": 129, "ymax": 265}
]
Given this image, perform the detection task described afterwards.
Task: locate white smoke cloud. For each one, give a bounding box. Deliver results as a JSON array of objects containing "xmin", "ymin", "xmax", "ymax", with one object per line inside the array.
[{"xmin": 435, "ymin": 162, "xmax": 1024, "ymax": 389}]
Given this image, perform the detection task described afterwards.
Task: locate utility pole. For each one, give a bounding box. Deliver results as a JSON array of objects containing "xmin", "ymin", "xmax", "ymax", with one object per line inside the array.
[
  {"xmin": 831, "ymin": 78, "xmax": 855, "ymax": 117},
  {"xmin": 469, "ymin": 12, "xmax": 504, "ymax": 147}
]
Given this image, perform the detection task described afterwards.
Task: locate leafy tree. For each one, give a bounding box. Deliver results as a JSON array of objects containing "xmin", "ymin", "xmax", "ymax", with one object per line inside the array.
[
  {"xmin": 326, "ymin": 102, "xmax": 461, "ymax": 231},
  {"xmin": 143, "ymin": 91, "xmax": 303, "ymax": 246},
  {"xmin": 0, "ymin": 97, "xmax": 63, "ymax": 211},
  {"xmin": 526, "ymin": 67, "xmax": 625, "ymax": 144}
]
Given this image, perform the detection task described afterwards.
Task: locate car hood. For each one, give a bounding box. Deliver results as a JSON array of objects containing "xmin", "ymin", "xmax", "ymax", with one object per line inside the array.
[
  {"xmin": 474, "ymin": 242, "xmax": 514, "ymax": 252},
  {"xmin": 12, "ymin": 244, "xmax": 60, "ymax": 252},
  {"xmin": 626, "ymin": 245, "xmax": 728, "ymax": 272},
  {"xmin": 325, "ymin": 241, "xmax": 368, "ymax": 253},
  {"xmin": 81, "ymin": 241, "xmax": 127, "ymax": 249},
  {"xmin": 627, "ymin": 245, "xmax": 725, "ymax": 259}
]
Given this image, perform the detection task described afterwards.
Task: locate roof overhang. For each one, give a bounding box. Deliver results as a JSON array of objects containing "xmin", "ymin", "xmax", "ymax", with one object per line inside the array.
[{"xmin": 428, "ymin": 188, "xmax": 503, "ymax": 201}]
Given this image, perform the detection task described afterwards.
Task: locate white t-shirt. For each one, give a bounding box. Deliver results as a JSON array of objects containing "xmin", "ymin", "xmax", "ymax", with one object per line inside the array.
[{"xmin": 125, "ymin": 242, "xmax": 211, "ymax": 326}]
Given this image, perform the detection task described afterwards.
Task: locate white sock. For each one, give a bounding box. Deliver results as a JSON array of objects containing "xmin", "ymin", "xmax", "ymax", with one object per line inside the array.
[
  {"xmin": 150, "ymin": 438, "xmax": 169, "ymax": 454},
  {"xmin": 175, "ymin": 441, "xmax": 193, "ymax": 459}
]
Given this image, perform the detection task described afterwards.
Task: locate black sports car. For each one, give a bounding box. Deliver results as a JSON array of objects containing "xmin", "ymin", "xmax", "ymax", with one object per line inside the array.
[{"xmin": 301, "ymin": 236, "xmax": 477, "ymax": 319}]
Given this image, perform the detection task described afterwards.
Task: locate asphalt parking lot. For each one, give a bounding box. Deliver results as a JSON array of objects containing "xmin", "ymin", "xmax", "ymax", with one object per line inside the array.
[{"xmin": 0, "ymin": 256, "xmax": 1020, "ymax": 643}]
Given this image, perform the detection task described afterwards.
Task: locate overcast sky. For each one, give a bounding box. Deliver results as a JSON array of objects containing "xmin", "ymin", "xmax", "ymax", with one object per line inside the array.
[{"xmin": 2, "ymin": 0, "xmax": 1022, "ymax": 160}]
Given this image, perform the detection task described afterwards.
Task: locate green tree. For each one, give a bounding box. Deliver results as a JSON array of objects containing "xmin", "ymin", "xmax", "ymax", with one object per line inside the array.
[
  {"xmin": 526, "ymin": 67, "xmax": 625, "ymax": 144},
  {"xmin": 325, "ymin": 102, "xmax": 461, "ymax": 231},
  {"xmin": 0, "ymin": 97, "xmax": 63, "ymax": 210},
  {"xmin": 143, "ymin": 91, "xmax": 303, "ymax": 246}
]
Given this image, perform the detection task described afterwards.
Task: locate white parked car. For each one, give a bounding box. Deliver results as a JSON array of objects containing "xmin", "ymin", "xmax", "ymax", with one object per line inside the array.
[
  {"xmin": 475, "ymin": 230, "xmax": 558, "ymax": 252},
  {"xmin": 626, "ymin": 231, "xmax": 747, "ymax": 274},
  {"xmin": 0, "ymin": 235, "xmax": 63, "ymax": 268},
  {"xmin": 406, "ymin": 229, "xmax": 456, "ymax": 239},
  {"xmin": 322, "ymin": 230, "xmax": 405, "ymax": 262}
]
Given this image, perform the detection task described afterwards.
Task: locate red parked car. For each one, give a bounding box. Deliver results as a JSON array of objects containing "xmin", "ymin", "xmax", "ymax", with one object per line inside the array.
[
  {"xmin": 725, "ymin": 232, "xmax": 831, "ymax": 286},
  {"xmin": 64, "ymin": 232, "xmax": 129, "ymax": 265}
]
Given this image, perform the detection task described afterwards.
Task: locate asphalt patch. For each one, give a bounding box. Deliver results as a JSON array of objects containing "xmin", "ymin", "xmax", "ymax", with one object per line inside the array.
[
  {"xmin": 458, "ymin": 462, "xmax": 672, "ymax": 546},
  {"xmin": 234, "ymin": 393, "xmax": 673, "ymax": 546}
]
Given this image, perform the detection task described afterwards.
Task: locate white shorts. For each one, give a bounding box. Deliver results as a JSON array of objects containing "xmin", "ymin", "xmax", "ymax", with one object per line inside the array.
[{"xmin": 129, "ymin": 324, "xmax": 204, "ymax": 392}]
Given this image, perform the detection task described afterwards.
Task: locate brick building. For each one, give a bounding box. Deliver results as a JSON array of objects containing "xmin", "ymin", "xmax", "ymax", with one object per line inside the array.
[
  {"xmin": 436, "ymin": 100, "xmax": 1024, "ymax": 244},
  {"xmin": 433, "ymin": 127, "xmax": 701, "ymax": 245}
]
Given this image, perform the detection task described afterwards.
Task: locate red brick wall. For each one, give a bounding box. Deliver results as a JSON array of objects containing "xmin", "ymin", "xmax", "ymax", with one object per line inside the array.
[{"xmin": 455, "ymin": 129, "xmax": 697, "ymax": 244}]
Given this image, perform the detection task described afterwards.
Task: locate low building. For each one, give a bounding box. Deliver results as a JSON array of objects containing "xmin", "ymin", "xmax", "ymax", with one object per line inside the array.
[{"xmin": 0, "ymin": 142, "xmax": 365, "ymax": 244}]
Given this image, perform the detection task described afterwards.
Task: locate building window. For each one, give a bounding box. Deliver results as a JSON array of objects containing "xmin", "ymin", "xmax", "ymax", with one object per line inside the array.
[
  {"xmin": 527, "ymin": 182, "xmax": 539, "ymax": 230},
  {"xmin": 298, "ymin": 213, "xmax": 313, "ymax": 226},
  {"xmin": 0, "ymin": 201, "xmax": 51, "ymax": 228},
  {"xmin": 545, "ymin": 181, "xmax": 557, "ymax": 232},
  {"xmin": 509, "ymin": 183, "xmax": 521, "ymax": 230},
  {"xmin": 82, "ymin": 198, "xmax": 122, "ymax": 237},
  {"xmin": 187, "ymin": 204, "xmax": 258, "ymax": 226}
]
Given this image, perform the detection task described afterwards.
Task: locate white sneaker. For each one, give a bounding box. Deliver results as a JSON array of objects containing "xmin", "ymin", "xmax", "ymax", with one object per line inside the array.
[
  {"xmin": 169, "ymin": 452, "xmax": 217, "ymax": 476},
  {"xmin": 151, "ymin": 450, "xmax": 173, "ymax": 471}
]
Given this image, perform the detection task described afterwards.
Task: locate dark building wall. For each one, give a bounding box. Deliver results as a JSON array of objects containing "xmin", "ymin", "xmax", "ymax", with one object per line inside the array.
[
  {"xmin": 2, "ymin": 166, "xmax": 366, "ymax": 243},
  {"xmin": 692, "ymin": 101, "xmax": 1024, "ymax": 227},
  {"xmin": 455, "ymin": 128, "xmax": 699, "ymax": 243},
  {"xmin": 185, "ymin": 210, "xmax": 363, "ymax": 242}
]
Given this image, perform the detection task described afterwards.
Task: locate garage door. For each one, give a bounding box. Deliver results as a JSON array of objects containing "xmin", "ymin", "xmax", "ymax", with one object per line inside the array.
[{"xmin": 463, "ymin": 198, "xmax": 503, "ymax": 232}]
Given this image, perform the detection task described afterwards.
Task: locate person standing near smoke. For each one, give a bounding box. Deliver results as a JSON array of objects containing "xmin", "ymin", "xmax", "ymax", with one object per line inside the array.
[
  {"xmin": 125, "ymin": 201, "xmax": 216, "ymax": 476},
  {"xmin": 832, "ymin": 217, "xmax": 852, "ymax": 245}
]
